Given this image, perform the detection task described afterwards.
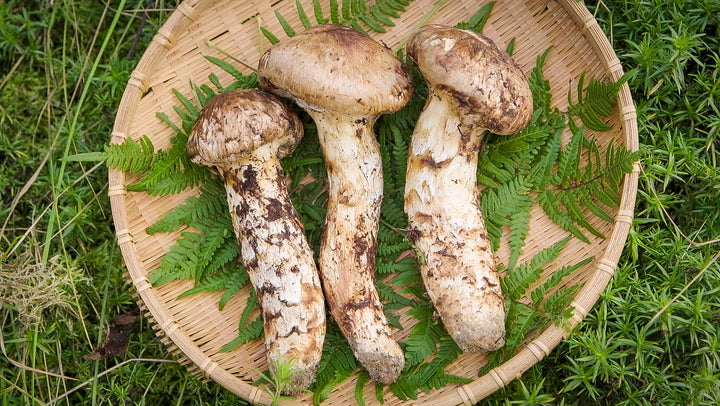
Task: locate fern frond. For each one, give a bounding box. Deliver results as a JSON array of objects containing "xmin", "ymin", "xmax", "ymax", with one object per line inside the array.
[
  {"xmin": 312, "ymin": 326, "xmax": 358, "ymax": 405},
  {"xmin": 537, "ymin": 190, "xmax": 589, "ymax": 243},
  {"xmin": 507, "ymin": 198, "xmax": 533, "ymax": 270},
  {"xmin": 220, "ymin": 317, "xmax": 263, "ymax": 352},
  {"xmin": 376, "ymin": 280, "xmax": 415, "ymax": 309},
  {"xmin": 481, "ymin": 176, "xmax": 533, "ymax": 261},
  {"xmin": 147, "ymin": 231, "xmax": 205, "ymax": 285},
  {"xmin": 568, "ymin": 70, "xmax": 632, "ymax": 132},
  {"xmin": 528, "ymin": 47, "xmax": 553, "ymax": 112},
  {"xmin": 403, "ymin": 304, "xmax": 439, "ymax": 367},
  {"xmin": 354, "ymin": 372, "xmax": 370, "ymax": 406},
  {"xmin": 275, "ymin": 10, "xmax": 296, "ymax": 36},
  {"xmin": 146, "ymin": 180, "xmax": 227, "ymax": 234},
  {"xmin": 205, "ymin": 56, "xmax": 259, "ymax": 86},
  {"xmin": 376, "ymin": 256, "xmax": 417, "ymax": 275},
  {"xmin": 455, "ymin": 1, "xmax": 494, "ymax": 33},
  {"xmin": 312, "ymin": 0, "xmax": 329, "ymax": 24},
  {"xmin": 104, "ymin": 135, "xmax": 155, "ymax": 173},
  {"xmin": 530, "ymin": 257, "xmax": 592, "ymax": 305},
  {"xmin": 261, "ymin": 0, "xmax": 412, "ymax": 41},
  {"xmin": 558, "ymin": 189, "xmax": 605, "ymax": 239},
  {"xmin": 502, "ymin": 237, "xmax": 570, "ymax": 302},
  {"xmin": 294, "ymin": 0, "xmax": 312, "ymax": 29},
  {"xmin": 177, "ymin": 259, "xmax": 248, "ymax": 310}
]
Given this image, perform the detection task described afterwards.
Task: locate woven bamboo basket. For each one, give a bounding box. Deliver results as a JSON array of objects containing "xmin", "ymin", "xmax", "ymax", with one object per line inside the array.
[{"xmin": 109, "ymin": 0, "xmax": 638, "ymax": 404}]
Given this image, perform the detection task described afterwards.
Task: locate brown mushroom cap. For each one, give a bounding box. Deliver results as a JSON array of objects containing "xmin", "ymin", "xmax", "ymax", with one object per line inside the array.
[
  {"xmin": 406, "ymin": 24, "xmax": 533, "ymax": 135},
  {"xmin": 187, "ymin": 89, "xmax": 303, "ymax": 168},
  {"xmin": 258, "ymin": 24, "xmax": 413, "ymax": 116}
]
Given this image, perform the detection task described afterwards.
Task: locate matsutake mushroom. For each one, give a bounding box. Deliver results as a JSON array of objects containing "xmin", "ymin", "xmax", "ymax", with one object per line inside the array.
[
  {"xmin": 404, "ymin": 25, "xmax": 533, "ymax": 353},
  {"xmin": 186, "ymin": 89, "xmax": 326, "ymax": 392},
  {"xmin": 257, "ymin": 24, "xmax": 414, "ymax": 384}
]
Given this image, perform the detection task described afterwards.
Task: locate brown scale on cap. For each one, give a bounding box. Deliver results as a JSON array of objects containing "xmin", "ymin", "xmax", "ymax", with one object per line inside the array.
[
  {"xmin": 258, "ymin": 24, "xmax": 413, "ymax": 384},
  {"xmin": 187, "ymin": 89, "xmax": 326, "ymax": 393},
  {"xmin": 404, "ymin": 25, "xmax": 533, "ymax": 353}
]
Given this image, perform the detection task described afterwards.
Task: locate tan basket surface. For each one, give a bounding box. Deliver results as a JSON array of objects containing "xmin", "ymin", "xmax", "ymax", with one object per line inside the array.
[{"xmin": 109, "ymin": 0, "xmax": 639, "ymax": 404}]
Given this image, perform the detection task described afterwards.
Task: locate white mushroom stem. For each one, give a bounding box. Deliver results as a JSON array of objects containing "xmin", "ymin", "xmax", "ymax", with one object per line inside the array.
[
  {"xmin": 219, "ymin": 143, "xmax": 326, "ymax": 391},
  {"xmin": 404, "ymin": 90, "xmax": 506, "ymax": 353},
  {"xmin": 310, "ymin": 110, "xmax": 404, "ymax": 385}
]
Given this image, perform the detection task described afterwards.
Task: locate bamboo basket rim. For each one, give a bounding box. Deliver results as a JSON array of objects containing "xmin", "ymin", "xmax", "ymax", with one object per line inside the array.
[{"xmin": 109, "ymin": 1, "xmax": 639, "ymax": 404}]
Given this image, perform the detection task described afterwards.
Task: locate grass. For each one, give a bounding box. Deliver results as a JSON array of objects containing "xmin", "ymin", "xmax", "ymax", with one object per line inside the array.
[{"xmin": 1, "ymin": 0, "xmax": 719, "ymax": 405}]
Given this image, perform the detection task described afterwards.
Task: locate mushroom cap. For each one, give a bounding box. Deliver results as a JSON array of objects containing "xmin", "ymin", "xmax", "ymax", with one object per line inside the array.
[
  {"xmin": 258, "ymin": 24, "xmax": 413, "ymax": 116},
  {"xmin": 407, "ymin": 24, "xmax": 533, "ymax": 135},
  {"xmin": 187, "ymin": 89, "xmax": 303, "ymax": 167}
]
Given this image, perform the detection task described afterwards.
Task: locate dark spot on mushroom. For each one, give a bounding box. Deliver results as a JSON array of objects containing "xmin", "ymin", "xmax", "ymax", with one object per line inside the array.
[
  {"xmin": 240, "ymin": 166, "xmax": 259, "ymax": 193},
  {"xmin": 265, "ymin": 197, "xmax": 286, "ymax": 221},
  {"xmin": 276, "ymin": 166, "xmax": 288, "ymax": 189},
  {"xmin": 420, "ymin": 154, "xmax": 451, "ymax": 169},
  {"xmin": 406, "ymin": 228, "xmax": 421, "ymax": 242},
  {"xmin": 264, "ymin": 309, "xmax": 281, "ymax": 323},
  {"xmin": 243, "ymin": 256, "xmax": 259, "ymax": 272},
  {"xmin": 290, "ymin": 265, "xmax": 300, "ymax": 273},
  {"xmin": 437, "ymin": 247, "xmax": 457, "ymax": 258},
  {"xmin": 325, "ymin": 159, "xmax": 336, "ymax": 176},
  {"xmin": 258, "ymin": 282, "xmax": 277, "ymax": 297},
  {"xmin": 413, "ymin": 211, "xmax": 434, "ymax": 222},
  {"xmin": 345, "ymin": 295, "xmax": 372, "ymax": 310},
  {"xmin": 354, "ymin": 235, "xmax": 368, "ymax": 263},
  {"xmin": 483, "ymin": 276, "xmax": 498, "ymax": 287},
  {"xmin": 235, "ymin": 201, "xmax": 250, "ymax": 219},
  {"xmin": 337, "ymin": 187, "xmax": 357, "ymax": 206},
  {"xmin": 366, "ymin": 238, "xmax": 377, "ymax": 272}
]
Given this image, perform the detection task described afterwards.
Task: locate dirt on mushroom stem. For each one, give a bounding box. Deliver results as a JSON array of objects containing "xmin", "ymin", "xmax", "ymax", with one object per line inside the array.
[
  {"xmin": 309, "ymin": 110, "xmax": 405, "ymax": 384},
  {"xmin": 218, "ymin": 151, "xmax": 327, "ymax": 393},
  {"xmin": 404, "ymin": 92, "xmax": 506, "ymax": 352}
]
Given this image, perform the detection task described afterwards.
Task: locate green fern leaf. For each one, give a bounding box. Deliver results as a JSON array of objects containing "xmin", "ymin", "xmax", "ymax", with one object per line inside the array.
[
  {"xmin": 503, "ymin": 237, "xmax": 570, "ymax": 301},
  {"xmin": 103, "ymin": 135, "xmax": 155, "ymax": 173},
  {"xmin": 171, "ymin": 88, "xmax": 200, "ymax": 119},
  {"xmin": 312, "ymin": 0, "xmax": 329, "ymax": 24},
  {"xmin": 275, "ymin": 10, "xmax": 296, "ymax": 37},
  {"xmin": 376, "ymin": 280, "xmax": 415, "ymax": 309},
  {"xmin": 358, "ymin": 12, "xmax": 385, "ymax": 33},
  {"xmin": 507, "ymin": 196, "xmax": 533, "ymax": 270},
  {"xmin": 329, "ymin": 0, "xmax": 340, "ymax": 23},
  {"xmin": 341, "ymin": 0, "xmax": 352, "ymax": 20},
  {"xmin": 148, "ymin": 231, "xmax": 204, "ymax": 285},
  {"xmin": 455, "ymin": 1, "xmax": 494, "ymax": 33},
  {"xmin": 354, "ymin": 372, "xmax": 370, "ymax": 406},
  {"xmin": 369, "ymin": 5, "xmax": 394, "ymax": 26},
  {"xmin": 220, "ymin": 317, "xmax": 263, "ymax": 352},
  {"xmin": 294, "ymin": 0, "xmax": 312, "ymax": 29},
  {"xmin": 312, "ymin": 326, "xmax": 358, "ymax": 404},
  {"xmin": 177, "ymin": 259, "xmax": 248, "ymax": 311},
  {"xmin": 377, "ymin": 0, "xmax": 401, "ymax": 17},
  {"xmin": 530, "ymin": 257, "xmax": 592, "ymax": 305},
  {"xmin": 205, "ymin": 56, "xmax": 258, "ymax": 85},
  {"xmin": 558, "ymin": 190, "xmax": 605, "ymax": 239},
  {"xmin": 537, "ymin": 190, "xmax": 589, "ymax": 242},
  {"xmin": 260, "ymin": 26, "xmax": 280, "ymax": 44},
  {"xmin": 403, "ymin": 304, "xmax": 439, "ymax": 366},
  {"xmin": 146, "ymin": 180, "xmax": 226, "ymax": 233}
]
